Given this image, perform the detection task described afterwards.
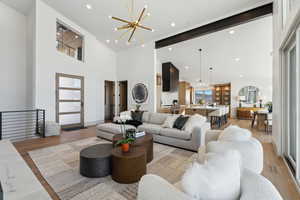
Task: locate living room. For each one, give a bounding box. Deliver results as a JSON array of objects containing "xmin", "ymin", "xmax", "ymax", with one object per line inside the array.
[{"xmin": 1, "ymin": 0, "xmax": 300, "ymax": 200}]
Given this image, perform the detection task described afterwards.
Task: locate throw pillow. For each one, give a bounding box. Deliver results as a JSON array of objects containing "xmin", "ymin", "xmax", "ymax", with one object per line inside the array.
[
  {"xmin": 184, "ymin": 114, "xmax": 207, "ymax": 132},
  {"xmin": 173, "ymin": 115, "xmax": 189, "ymax": 130},
  {"xmin": 131, "ymin": 111, "xmax": 144, "ymax": 122},
  {"xmin": 161, "ymin": 115, "xmax": 179, "ymax": 128},
  {"xmin": 218, "ymin": 125, "xmax": 251, "ymax": 141},
  {"xmin": 182, "ymin": 150, "xmax": 241, "ymax": 200}
]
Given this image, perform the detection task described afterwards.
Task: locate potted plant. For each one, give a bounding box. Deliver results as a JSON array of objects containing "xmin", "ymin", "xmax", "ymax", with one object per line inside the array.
[{"xmin": 115, "ymin": 138, "xmax": 135, "ymax": 152}]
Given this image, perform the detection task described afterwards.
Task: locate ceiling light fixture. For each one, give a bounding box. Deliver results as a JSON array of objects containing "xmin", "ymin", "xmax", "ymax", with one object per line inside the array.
[
  {"xmin": 171, "ymin": 22, "xmax": 176, "ymax": 27},
  {"xmin": 235, "ymin": 58, "xmax": 240, "ymax": 62},
  {"xmin": 168, "ymin": 47, "xmax": 172, "ymax": 51},
  {"xmin": 109, "ymin": 1, "xmax": 153, "ymax": 43},
  {"xmin": 114, "ymin": 40, "xmax": 118, "ymax": 44},
  {"xmin": 106, "ymin": 39, "xmax": 110, "ymax": 43},
  {"xmin": 239, "ymin": 75, "xmax": 244, "ymax": 78},
  {"xmin": 86, "ymin": 4, "xmax": 92, "ymax": 10},
  {"xmin": 141, "ymin": 44, "xmax": 145, "ymax": 47},
  {"xmin": 229, "ymin": 30, "xmax": 235, "ymax": 34},
  {"xmin": 184, "ymin": 66, "xmax": 189, "ymax": 70}
]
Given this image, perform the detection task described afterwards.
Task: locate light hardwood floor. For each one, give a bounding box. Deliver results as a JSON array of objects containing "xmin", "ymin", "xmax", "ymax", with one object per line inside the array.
[{"xmin": 13, "ymin": 119, "xmax": 300, "ymax": 200}]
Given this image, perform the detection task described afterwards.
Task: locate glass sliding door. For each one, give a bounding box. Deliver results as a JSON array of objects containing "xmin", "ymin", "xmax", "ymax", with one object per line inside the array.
[
  {"xmin": 56, "ymin": 73, "xmax": 84, "ymax": 129},
  {"xmin": 284, "ymin": 27, "xmax": 300, "ymax": 182},
  {"xmin": 287, "ymin": 44, "xmax": 297, "ymax": 166}
]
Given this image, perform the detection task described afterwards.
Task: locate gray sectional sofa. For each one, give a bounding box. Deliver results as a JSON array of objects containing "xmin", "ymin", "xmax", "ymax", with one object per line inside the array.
[{"xmin": 96, "ymin": 112, "xmax": 211, "ymax": 151}]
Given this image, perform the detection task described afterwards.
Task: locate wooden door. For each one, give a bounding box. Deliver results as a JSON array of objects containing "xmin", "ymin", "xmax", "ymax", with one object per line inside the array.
[
  {"xmin": 105, "ymin": 81, "xmax": 115, "ymax": 121},
  {"xmin": 56, "ymin": 73, "xmax": 84, "ymax": 129},
  {"xmin": 119, "ymin": 81, "xmax": 128, "ymax": 113}
]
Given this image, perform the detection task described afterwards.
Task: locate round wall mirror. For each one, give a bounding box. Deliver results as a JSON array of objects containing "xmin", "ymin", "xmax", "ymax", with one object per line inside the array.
[
  {"xmin": 238, "ymin": 86, "xmax": 260, "ymax": 104},
  {"xmin": 132, "ymin": 83, "xmax": 148, "ymax": 104}
]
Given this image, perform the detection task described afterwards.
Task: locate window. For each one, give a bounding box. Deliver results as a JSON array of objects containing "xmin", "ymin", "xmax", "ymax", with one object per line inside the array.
[
  {"xmin": 56, "ymin": 21, "xmax": 84, "ymax": 61},
  {"xmin": 195, "ymin": 89, "xmax": 213, "ymax": 104}
]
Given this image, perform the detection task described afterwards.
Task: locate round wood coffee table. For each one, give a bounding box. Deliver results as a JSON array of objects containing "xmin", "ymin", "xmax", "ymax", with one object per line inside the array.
[
  {"xmin": 112, "ymin": 133, "xmax": 153, "ymax": 163},
  {"xmin": 111, "ymin": 146, "xmax": 146, "ymax": 184},
  {"xmin": 80, "ymin": 143, "xmax": 112, "ymax": 178}
]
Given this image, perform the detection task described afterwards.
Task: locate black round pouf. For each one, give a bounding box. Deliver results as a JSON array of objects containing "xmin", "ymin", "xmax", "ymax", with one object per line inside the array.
[{"xmin": 80, "ymin": 143, "xmax": 113, "ymax": 178}]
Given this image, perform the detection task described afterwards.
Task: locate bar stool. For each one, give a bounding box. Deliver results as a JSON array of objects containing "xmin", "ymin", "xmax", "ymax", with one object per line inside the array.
[{"xmin": 209, "ymin": 109, "xmax": 223, "ymax": 129}]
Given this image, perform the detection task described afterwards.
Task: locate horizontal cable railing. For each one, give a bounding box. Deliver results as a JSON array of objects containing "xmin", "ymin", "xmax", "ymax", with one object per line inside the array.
[{"xmin": 0, "ymin": 109, "xmax": 45, "ymax": 142}]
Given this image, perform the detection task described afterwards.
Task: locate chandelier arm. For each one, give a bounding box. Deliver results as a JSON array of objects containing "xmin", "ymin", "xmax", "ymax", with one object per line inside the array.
[
  {"xmin": 138, "ymin": 8, "xmax": 146, "ymax": 22},
  {"xmin": 112, "ymin": 17, "xmax": 132, "ymax": 24},
  {"xmin": 117, "ymin": 24, "xmax": 132, "ymax": 30},
  {"xmin": 136, "ymin": 24, "xmax": 152, "ymax": 31},
  {"xmin": 118, "ymin": 28, "xmax": 133, "ymax": 40},
  {"xmin": 128, "ymin": 27, "xmax": 137, "ymax": 42}
]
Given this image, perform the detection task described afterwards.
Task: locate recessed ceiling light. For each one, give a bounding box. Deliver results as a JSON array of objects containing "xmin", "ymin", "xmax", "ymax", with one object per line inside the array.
[
  {"xmin": 144, "ymin": 4, "xmax": 148, "ymax": 8},
  {"xmin": 108, "ymin": 15, "xmax": 112, "ymax": 19},
  {"xmin": 114, "ymin": 28, "xmax": 118, "ymax": 31},
  {"xmin": 235, "ymin": 58, "xmax": 240, "ymax": 62},
  {"xmin": 106, "ymin": 39, "xmax": 110, "ymax": 43},
  {"xmin": 114, "ymin": 40, "xmax": 118, "ymax": 44},
  {"xmin": 184, "ymin": 66, "xmax": 189, "ymax": 70},
  {"xmin": 168, "ymin": 47, "xmax": 172, "ymax": 51},
  {"xmin": 141, "ymin": 44, "xmax": 145, "ymax": 48},
  {"xmin": 151, "ymin": 29, "xmax": 155, "ymax": 32},
  {"xmin": 147, "ymin": 13, "xmax": 151, "ymax": 16},
  {"xmin": 171, "ymin": 22, "xmax": 176, "ymax": 27},
  {"xmin": 86, "ymin": 4, "xmax": 92, "ymax": 10},
  {"xmin": 229, "ymin": 30, "xmax": 235, "ymax": 34},
  {"xmin": 239, "ymin": 75, "xmax": 244, "ymax": 78}
]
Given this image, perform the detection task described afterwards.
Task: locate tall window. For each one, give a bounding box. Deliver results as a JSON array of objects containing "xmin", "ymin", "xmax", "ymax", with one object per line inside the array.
[
  {"xmin": 56, "ymin": 21, "xmax": 84, "ymax": 61},
  {"xmin": 195, "ymin": 90, "xmax": 213, "ymax": 104}
]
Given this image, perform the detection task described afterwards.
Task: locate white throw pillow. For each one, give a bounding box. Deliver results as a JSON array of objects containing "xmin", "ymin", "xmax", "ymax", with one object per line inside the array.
[
  {"xmin": 184, "ymin": 114, "xmax": 207, "ymax": 132},
  {"xmin": 218, "ymin": 125, "xmax": 251, "ymax": 141},
  {"xmin": 161, "ymin": 115, "xmax": 178, "ymax": 128},
  {"xmin": 182, "ymin": 150, "xmax": 241, "ymax": 200}
]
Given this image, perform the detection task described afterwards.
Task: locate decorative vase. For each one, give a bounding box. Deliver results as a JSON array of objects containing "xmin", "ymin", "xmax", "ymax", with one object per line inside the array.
[{"xmin": 122, "ymin": 143, "xmax": 130, "ymax": 152}]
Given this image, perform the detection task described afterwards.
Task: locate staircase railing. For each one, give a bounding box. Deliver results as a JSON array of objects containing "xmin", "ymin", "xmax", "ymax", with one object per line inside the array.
[{"xmin": 0, "ymin": 109, "xmax": 45, "ymax": 142}]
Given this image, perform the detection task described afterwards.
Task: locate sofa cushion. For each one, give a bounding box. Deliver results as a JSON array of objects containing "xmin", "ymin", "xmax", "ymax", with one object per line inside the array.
[
  {"xmin": 160, "ymin": 128, "xmax": 192, "ymax": 140},
  {"xmin": 182, "ymin": 150, "xmax": 241, "ymax": 200},
  {"xmin": 142, "ymin": 112, "xmax": 151, "ymax": 123},
  {"xmin": 149, "ymin": 113, "xmax": 169, "ymax": 125},
  {"xmin": 161, "ymin": 115, "xmax": 179, "ymax": 128},
  {"xmin": 183, "ymin": 114, "xmax": 207, "ymax": 133},
  {"xmin": 97, "ymin": 123, "xmax": 136, "ymax": 134},
  {"xmin": 137, "ymin": 123, "xmax": 162, "ymax": 135},
  {"xmin": 173, "ymin": 115, "xmax": 189, "ymax": 130}
]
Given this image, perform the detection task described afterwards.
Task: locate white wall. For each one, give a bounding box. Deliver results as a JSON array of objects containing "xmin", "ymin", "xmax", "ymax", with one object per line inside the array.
[
  {"xmin": 0, "ymin": 2, "xmax": 30, "ymax": 111},
  {"xmin": 117, "ymin": 42, "xmax": 156, "ymax": 112},
  {"xmin": 272, "ymin": 0, "xmax": 300, "ymax": 155},
  {"xmin": 34, "ymin": 0, "xmax": 117, "ymax": 125}
]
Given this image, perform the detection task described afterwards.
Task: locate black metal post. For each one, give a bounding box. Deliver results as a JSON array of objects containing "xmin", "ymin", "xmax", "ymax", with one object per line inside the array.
[
  {"xmin": 42, "ymin": 110, "xmax": 46, "ymax": 138},
  {"xmin": 0, "ymin": 112, "xmax": 2, "ymax": 140},
  {"xmin": 36, "ymin": 109, "xmax": 39, "ymax": 135}
]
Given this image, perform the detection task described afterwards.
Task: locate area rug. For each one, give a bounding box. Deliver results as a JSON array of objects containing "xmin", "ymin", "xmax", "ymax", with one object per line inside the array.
[{"xmin": 29, "ymin": 137, "xmax": 197, "ymax": 200}]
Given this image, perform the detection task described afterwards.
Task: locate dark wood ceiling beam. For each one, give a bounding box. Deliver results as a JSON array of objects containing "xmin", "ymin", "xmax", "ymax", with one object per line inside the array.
[{"xmin": 155, "ymin": 3, "xmax": 273, "ymax": 49}]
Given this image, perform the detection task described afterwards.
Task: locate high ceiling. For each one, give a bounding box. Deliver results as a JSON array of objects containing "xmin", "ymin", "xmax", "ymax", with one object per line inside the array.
[
  {"xmin": 157, "ymin": 16, "xmax": 273, "ymax": 86},
  {"xmin": 1, "ymin": 0, "xmax": 272, "ymax": 51}
]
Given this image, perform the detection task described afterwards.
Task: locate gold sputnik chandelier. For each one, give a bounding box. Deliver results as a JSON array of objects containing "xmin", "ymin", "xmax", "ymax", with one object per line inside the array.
[{"xmin": 109, "ymin": 0, "xmax": 153, "ymax": 43}]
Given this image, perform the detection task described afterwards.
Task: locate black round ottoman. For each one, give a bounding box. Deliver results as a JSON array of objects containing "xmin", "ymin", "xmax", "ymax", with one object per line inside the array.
[{"xmin": 80, "ymin": 143, "xmax": 113, "ymax": 178}]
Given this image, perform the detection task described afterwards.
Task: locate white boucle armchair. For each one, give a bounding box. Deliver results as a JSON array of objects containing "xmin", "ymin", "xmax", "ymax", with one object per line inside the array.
[{"xmin": 199, "ymin": 130, "xmax": 264, "ymax": 174}]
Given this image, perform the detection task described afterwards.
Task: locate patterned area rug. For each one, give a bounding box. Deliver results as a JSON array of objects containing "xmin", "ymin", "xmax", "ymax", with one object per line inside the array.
[{"xmin": 29, "ymin": 137, "xmax": 197, "ymax": 200}]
